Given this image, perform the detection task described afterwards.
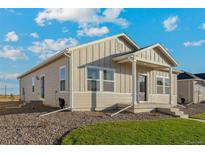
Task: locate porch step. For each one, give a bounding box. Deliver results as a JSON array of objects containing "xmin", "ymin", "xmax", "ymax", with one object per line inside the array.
[{"xmin": 157, "ymin": 107, "xmax": 189, "ymax": 118}]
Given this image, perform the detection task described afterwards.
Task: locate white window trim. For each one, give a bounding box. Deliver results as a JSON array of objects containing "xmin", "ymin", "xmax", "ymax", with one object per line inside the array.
[
  {"xmin": 156, "ymin": 75, "xmax": 170, "ymax": 95},
  {"xmin": 86, "ymin": 66, "xmax": 116, "ymax": 92},
  {"xmin": 59, "ymin": 65, "xmax": 66, "ymax": 92}
]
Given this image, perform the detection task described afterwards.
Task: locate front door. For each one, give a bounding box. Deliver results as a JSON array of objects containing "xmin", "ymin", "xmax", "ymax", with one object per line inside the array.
[
  {"xmin": 40, "ymin": 76, "xmax": 45, "ymax": 99},
  {"xmin": 138, "ymin": 75, "xmax": 147, "ymax": 101}
]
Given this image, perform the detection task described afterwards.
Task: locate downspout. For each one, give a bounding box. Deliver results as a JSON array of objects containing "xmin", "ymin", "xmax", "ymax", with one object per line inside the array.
[{"xmin": 63, "ymin": 48, "xmax": 73, "ymax": 111}]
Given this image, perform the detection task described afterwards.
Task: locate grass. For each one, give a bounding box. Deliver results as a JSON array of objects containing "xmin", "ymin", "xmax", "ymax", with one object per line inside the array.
[
  {"xmin": 191, "ymin": 113, "xmax": 205, "ymax": 120},
  {"xmin": 62, "ymin": 118, "xmax": 205, "ymax": 145}
]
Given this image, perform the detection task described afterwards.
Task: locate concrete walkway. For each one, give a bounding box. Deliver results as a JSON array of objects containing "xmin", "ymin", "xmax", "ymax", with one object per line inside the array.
[{"xmin": 181, "ymin": 117, "xmax": 205, "ymax": 123}]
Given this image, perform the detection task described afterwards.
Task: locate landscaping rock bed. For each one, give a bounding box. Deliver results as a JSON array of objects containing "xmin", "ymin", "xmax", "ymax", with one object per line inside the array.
[
  {"xmin": 0, "ymin": 103, "xmax": 171, "ymax": 145},
  {"xmin": 178, "ymin": 103, "xmax": 205, "ymax": 115}
]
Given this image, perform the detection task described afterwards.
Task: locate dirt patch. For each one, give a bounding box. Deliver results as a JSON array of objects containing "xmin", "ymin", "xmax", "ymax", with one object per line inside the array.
[
  {"xmin": 178, "ymin": 103, "xmax": 205, "ymax": 115},
  {"xmin": 0, "ymin": 95, "xmax": 19, "ymax": 102}
]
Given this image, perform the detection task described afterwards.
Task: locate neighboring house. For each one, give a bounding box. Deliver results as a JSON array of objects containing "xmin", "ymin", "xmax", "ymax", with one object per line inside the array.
[
  {"xmin": 178, "ymin": 72, "xmax": 205, "ymax": 104},
  {"xmin": 18, "ymin": 33, "xmax": 180, "ymax": 113}
]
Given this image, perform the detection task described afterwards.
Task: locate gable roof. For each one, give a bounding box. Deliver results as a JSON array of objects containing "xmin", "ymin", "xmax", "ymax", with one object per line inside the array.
[
  {"xmin": 178, "ymin": 71, "xmax": 203, "ymax": 81},
  {"xmin": 113, "ymin": 43, "xmax": 178, "ymax": 67},
  {"xmin": 17, "ymin": 33, "xmax": 140, "ymax": 79},
  {"xmin": 194, "ymin": 73, "xmax": 205, "ymax": 80}
]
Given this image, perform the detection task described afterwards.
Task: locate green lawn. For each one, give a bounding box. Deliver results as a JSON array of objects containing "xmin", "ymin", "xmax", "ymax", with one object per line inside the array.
[
  {"xmin": 191, "ymin": 112, "xmax": 205, "ymax": 120},
  {"xmin": 62, "ymin": 119, "xmax": 205, "ymax": 145}
]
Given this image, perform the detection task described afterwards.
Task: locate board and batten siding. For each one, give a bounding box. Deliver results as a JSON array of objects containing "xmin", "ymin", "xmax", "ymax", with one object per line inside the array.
[
  {"xmin": 71, "ymin": 37, "xmax": 178, "ymax": 110},
  {"xmin": 20, "ymin": 56, "xmax": 70, "ymax": 107},
  {"xmin": 137, "ymin": 48, "xmax": 172, "ymax": 66},
  {"xmin": 71, "ymin": 37, "xmax": 135, "ymax": 110},
  {"xmin": 72, "ymin": 37, "xmax": 135, "ymax": 92}
]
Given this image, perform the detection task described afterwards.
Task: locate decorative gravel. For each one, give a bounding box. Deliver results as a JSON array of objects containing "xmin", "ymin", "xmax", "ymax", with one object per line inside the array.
[
  {"xmin": 0, "ymin": 103, "xmax": 172, "ymax": 145},
  {"xmin": 178, "ymin": 103, "xmax": 205, "ymax": 116}
]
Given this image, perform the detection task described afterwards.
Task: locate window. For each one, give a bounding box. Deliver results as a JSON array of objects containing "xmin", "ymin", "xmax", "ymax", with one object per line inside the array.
[
  {"xmin": 87, "ymin": 67, "xmax": 115, "ymax": 92},
  {"xmin": 32, "ymin": 77, "xmax": 35, "ymax": 92},
  {"xmin": 60, "ymin": 66, "xmax": 66, "ymax": 91},
  {"xmin": 156, "ymin": 76, "xmax": 170, "ymax": 94},
  {"xmin": 156, "ymin": 77, "xmax": 163, "ymax": 94},
  {"xmin": 165, "ymin": 78, "xmax": 170, "ymax": 94},
  {"xmin": 87, "ymin": 67, "xmax": 100, "ymax": 91},
  {"xmin": 103, "ymin": 70, "xmax": 114, "ymax": 92}
]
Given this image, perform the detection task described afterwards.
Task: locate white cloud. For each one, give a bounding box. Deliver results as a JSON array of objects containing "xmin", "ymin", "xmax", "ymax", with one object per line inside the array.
[
  {"xmin": 0, "ymin": 46, "xmax": 28, "ymax": 60},
  {"xmin": 28, "ymin": 37, "xmax": 78, "ymax": 60},
  {"xmin": 5, "ymin": 31, "xmax": 19, "ymax": 42},
  {"xmin": 35, "ymin": 8, "xmax": 100, "ymax": 26},
  {"xmin": 184, "ymin": 40, "xmax": 205, "ymax": 47},
  {"xmin": 78, "ymin": 26, "xmax": 109, "ymax": 37},
  {"xmin": 35, "ymin": 8, "xmax": 128, "ymax": 37},
  {"xmin": 102, "ymin": 8, "xmax": 128, "ymax": 27},
  {"xmin": 162, "ymin": 16, "xmax": 178, "ymax": 32},
  {"xmin": 0, "ymin": 72, "xmax": 20, "ymax": 80},
  {"xmin": 30, "ymin": 32, "xmax": 39, "ymax": 38},
  {"xmin": 201, "ymin": 23, "xmax": 205, "ymax": 30}
]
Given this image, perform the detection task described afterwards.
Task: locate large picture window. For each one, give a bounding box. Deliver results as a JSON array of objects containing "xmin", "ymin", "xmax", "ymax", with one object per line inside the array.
[
  {"xmin": 60, "ymin": 66, "xmax": 66, "ymax": 91},
  {"xmin": 156, "ymin": 76, "xmax": 170, "ymax": 94},
  {"xmin": 87, "ymin": 67, "xmax": 115, "ymax": 92}
]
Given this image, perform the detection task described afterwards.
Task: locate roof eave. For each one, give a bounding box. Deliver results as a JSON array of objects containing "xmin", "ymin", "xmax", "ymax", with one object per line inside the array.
[{"xmin": 17, "ymin": 48, "xmax": 69, "ymax": 79}]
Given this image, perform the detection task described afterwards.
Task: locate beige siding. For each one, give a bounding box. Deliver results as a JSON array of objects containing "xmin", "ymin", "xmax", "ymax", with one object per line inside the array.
[
  {"xmin": 72, "ymin": 37, "xmax": 134, "ymax": 92},
  {"xmin": 177, "ymin": 80, "xmax": 194, "ymax": 103},
  {"xmin": 137, "ymin": 48, "xmax": 172, "ymax": 66},
  {"xmin": 20, "ymin": 56, "xmax": 70, "ymax": 107},
  {"xmin": 70, "ymin": 36, "xmax": 178, "ymax": 110},
  {"xmin": 193, "ymin": 81, "xmax": 205, "ymax": 103},
  {"xmin": 19, "ymin": 35, "xmax": 178, "ymax": 111},
  {"xmin": 178, "ymin": 80, "xmax": 205, "ymax": 104},
  {"xmin": 73, "ymin": 93, "xmax": 132, "ymax": 111}
]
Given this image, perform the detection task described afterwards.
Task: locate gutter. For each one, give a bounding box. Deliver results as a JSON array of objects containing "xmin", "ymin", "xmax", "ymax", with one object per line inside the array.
[{"xmin": 63, "ymin": 48, "xmax": 74, "ymax": 111}]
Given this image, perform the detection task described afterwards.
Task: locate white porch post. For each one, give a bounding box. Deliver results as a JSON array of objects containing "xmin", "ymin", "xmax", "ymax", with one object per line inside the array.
[
  {"xmin": 169, "ymin": 67, "xmax": 173, "ymax": 105},
  {"xmin": 132, "ymin": 58, "xmax": 138, "ymax": 106}
]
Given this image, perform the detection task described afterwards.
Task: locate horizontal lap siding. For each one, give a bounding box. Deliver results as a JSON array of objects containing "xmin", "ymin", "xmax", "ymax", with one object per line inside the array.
[
  {"xmin": 20, "ymin": 56, "xmax": 70, "ymax": 107},
  {"xmin": 73, "ymin": 92, "xmax": 132, "ymax": 110}
]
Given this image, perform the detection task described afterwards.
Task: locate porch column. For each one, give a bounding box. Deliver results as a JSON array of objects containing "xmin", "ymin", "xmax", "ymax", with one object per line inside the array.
[
  {"xmin": 169, "ymin": 67, "xmax": 173, "ymax": 105},
  {"xmin": 132, "ymin": 58, "xmax": 138, "ymax": 106}
]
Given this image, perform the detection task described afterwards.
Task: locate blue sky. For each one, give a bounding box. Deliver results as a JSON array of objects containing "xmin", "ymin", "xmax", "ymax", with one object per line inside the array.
[{"xmin": 0, "ymin": 8, "xmax": 205, "ymax": 95}]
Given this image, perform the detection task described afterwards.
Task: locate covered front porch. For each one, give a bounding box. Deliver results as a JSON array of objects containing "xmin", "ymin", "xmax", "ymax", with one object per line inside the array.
[{"xmin": 113, "ymin": 43, "xmax": 178, "ymax": 113}]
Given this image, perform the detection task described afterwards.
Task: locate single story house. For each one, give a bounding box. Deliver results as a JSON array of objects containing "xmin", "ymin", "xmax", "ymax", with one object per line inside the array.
[
  {"xmin": 18, "ymin": 33, "xmax": 180, "ymax": 113},
  {"xmin": 178, "ymin": 71, "xmax": 205, "ymax": 104}
]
